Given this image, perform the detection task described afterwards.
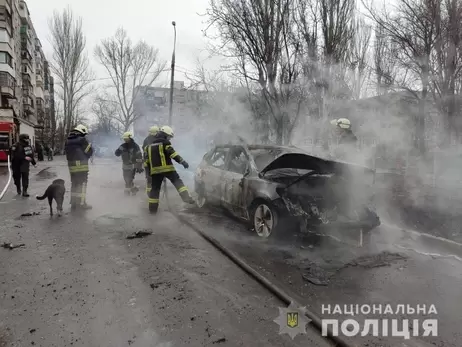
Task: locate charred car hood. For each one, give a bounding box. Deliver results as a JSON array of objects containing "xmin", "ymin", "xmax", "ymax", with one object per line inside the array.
[{"xmin": 259, "ymin": 152, "xmax": 374, "ymax": 176}]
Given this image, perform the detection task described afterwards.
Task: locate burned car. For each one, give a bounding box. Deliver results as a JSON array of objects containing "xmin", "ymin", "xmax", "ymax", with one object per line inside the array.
[{"xmin": 194, "ymin": 144, "xmax": 380, "ymax": 240}]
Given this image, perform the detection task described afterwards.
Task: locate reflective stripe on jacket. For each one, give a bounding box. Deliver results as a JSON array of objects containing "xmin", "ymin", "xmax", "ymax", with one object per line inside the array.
[
  {"xmin": 144, "ymin": 139, "xmax": 185, "ymax": 175},
  {"xmin": 115, "ymin": 139, "xmax": 143, "ymax": 170},
  {"xmin": 65, "ymin": 131, "xmax": 93, "ymax": 173}
]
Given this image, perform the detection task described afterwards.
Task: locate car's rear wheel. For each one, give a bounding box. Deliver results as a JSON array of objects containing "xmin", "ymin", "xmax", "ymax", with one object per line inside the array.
[{"xmin": 251, "ymin": 201, "xmax": 280, "ymax": 238}]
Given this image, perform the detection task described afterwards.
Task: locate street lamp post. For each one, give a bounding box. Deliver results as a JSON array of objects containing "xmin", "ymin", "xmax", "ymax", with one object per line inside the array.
[{"xmin": 168, "ymin": 21, "xmax": 177, "ymax": 127}]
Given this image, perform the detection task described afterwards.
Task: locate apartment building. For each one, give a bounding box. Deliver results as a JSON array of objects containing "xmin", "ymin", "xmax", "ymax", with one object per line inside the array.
[
  {"xmin": 0, "ymin": 0, "xmax": 55, "ymax": 149},
  {"xmin": 133, "ymin": 81, "xmax": 206, "ymax": 139}
]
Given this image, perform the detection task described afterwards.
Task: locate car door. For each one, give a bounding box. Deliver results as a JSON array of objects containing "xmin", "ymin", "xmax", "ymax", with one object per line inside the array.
[
  {"xmin": 202, "ymin": 146, "xmax": 230, "ymax": 204},
  {"xmin": 221, "ymin": 146, "xmax": 250, "ymax": 218}
]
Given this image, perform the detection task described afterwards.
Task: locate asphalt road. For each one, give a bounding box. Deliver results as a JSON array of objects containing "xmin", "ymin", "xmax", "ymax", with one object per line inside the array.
[{"xmin": 0, "ymin": 157, "xmax": 333, "ymax": 347}]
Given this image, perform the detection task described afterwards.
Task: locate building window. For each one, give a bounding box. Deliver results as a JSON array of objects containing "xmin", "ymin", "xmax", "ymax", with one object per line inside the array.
[
  {"xmin": 0, "ymin": 51, "xmax": 12, "ymax": 67},
  {"xmin": 0, "ymin": 28, "xmax": 9, "ymax": 43}
]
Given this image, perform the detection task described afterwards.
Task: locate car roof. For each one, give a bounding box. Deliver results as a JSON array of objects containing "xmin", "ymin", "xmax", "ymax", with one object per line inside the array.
[{"xmin": 212, "ymin": 144, "xmax": 302, "ymax": 152}]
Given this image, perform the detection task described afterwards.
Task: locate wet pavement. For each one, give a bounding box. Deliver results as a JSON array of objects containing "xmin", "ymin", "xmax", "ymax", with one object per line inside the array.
[
  {"xmin": 0, "ymin": 157, "xmax": 332, "ymax": 347},
  {"xmin": 172, "ymin": 194, "xmax": 462, "ymax": 346}
]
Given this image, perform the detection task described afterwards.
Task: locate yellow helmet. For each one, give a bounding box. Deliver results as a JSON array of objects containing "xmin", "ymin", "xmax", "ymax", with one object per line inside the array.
[
  {"xmin": 149, "ymin": 125, "xmax": 159, "ymax": 135},
  {"xmin": 122, "ymin": 131, "xmax": 133, "ymax": 140},
  {"xmin": 160, "ymin": 125, "xmax": 174, "ymax": 137},
  {"xmin": 74, "ymin": 124, "xmax": 88, "ymax": 135},
  {"xmin": 330, "ymin": 118, "xmax": 351, "ymax": 129}
]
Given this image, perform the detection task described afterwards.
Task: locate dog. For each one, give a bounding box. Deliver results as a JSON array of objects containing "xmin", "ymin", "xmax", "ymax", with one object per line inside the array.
[{"xmin": 36, "ymin": 179, "xmax": 66, "ymax": 217}]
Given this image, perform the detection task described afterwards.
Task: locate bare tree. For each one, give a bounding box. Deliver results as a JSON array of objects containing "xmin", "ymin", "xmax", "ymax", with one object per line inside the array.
[
  {"xmin": 48, "ymin": 7, "xmax": 94, "ymax": 149},
  {"xmin": 94, "ymin": 27, "xmax": 167, "ymax": 132},
  {"xmin": 364, "ymin": 0, "xmax": 442, "ymax": 153},
  {"xmin": 430, "ymin": 0, "xmax": 462, "ymax": 143},
  {"xmin": 205, "ymin": 0, "xmax": 305, "ymax": 144},
  {"xmin": 373, "ymin": 23, "xmax": 400, "ymax": 95},
  {"xmin": 91, "ymin": 93, "xmax": 119, "ymax": 134},
  {"xmin": 348, "ymin": 16, "xmax": 372, "ymax": 99}
]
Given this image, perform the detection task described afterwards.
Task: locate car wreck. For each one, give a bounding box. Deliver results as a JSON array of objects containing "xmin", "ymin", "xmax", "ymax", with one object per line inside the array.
[{"xmin": 194, "ymin": 144, "xmax": 380, "ymax": 241}]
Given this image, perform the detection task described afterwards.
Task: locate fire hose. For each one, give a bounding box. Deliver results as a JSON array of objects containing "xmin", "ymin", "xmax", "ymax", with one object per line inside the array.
[{"xmin": 0, "ymin": 155, "xmax": 12, "ymax": 201}]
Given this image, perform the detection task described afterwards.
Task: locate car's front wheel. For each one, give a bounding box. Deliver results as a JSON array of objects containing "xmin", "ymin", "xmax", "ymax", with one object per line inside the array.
[{"xmin": 251, "ymin": 201, "xmax": 280, "ymax": 238}]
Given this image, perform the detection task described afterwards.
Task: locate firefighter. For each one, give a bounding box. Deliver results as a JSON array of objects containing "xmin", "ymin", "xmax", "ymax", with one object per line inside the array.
[
  {"xmin": 10, "ymin": 134, "xmax": 36, "ymax": 197},
  {"xmin": 330, "ymin": 118, "xmax": 357, "ymax": 145},
  {"xmin": 65, "ymin": 124, "xmax": 93, "ymax": 210},
  {"xmin": 115, "ymin": 131, "xmax": 143, "ymax": 195},
  {"xmin": 142, "ymin": 125, "xmax": 159, "ymax": 196},
  {"xmin": 329, "ymin": 118, "xmax": 358, "ymax": 160},
  {"xmin": 144, "ymin": 125, "xmax": 195, "ymax": 214}
]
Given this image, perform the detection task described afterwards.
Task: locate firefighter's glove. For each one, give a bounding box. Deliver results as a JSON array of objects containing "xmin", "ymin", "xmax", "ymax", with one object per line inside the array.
[
  {"xmin": 136, "ymin": 168, "xmax": 144, "ymax": 174},
  {"xmin": 182, "ymin": 161, "xmax": 189, "ymax": 169}
]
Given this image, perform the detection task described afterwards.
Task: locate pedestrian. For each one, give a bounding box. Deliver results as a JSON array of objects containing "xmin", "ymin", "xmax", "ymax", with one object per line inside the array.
[
  {"xmin": 37, "ymin": 142, "xmax": 44, "ymax": 161},
  {"xmin": 64, "ymin": 124, "xmax": 93, "ymax": 211},
  {"xmin": 142, "ymin": 125, "xmax": 159, "ymax": 196},
  {"xmin": 115, "ymin": 132, "xmax": 144, "ymax": 195},
  {"xmin": 144, "ymin": 125, "xmax": 195, "ymax": 214},
  {"xmin": 10, "ymin": 134, "xmax": 36, "ymax": 197}
]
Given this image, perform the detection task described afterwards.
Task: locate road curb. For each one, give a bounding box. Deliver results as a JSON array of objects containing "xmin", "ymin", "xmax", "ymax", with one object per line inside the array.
[{"xmin": 165, "ymin": 191, "xmax": 354, "ymax": 347}]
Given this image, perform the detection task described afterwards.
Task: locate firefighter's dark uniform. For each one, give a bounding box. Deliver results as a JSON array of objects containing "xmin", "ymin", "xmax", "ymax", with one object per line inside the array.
[
  {"xmin": 10, "ymin": 134, "xmax": 36, "ymax": 196},
  {"xmin": 142, "ymin": 133, "xmax": 159, "ymax": 196},
  {"xmin": 144, "ymin": 133, "xmax": 194, "ymax": 213},
  {"xmin": 115, "ymin": 138, "xmax": 143, "ymax": 195},
  {"xmin": 65, "ymin": 130, "xmax": 93, "ymax": 209},
  {"xmin": 338, "ymin": 129, "xmax": 357, "ymax": 145}
]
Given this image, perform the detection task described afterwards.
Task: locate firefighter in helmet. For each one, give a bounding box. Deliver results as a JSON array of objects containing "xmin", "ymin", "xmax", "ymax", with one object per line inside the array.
[
  {"xmin": 115, "ymin": 131, "xmax": 143, "ymax": 195},
  {"xmin": 329, "ymin": 118, "xmax": 358, "ymax": 160},
  {"xmin": 143, "ymin": 125, "xmax": 195, "ymax": 214},
  {"xmin": 10, "ymin": 133, "xmax": 36, "ymax": 196},
  {"xmin": 65, "ymin": 124, "xmax": 93, "ymax": 210},
  {"xmin": 142, "ymin": 125, "xmax": 159, "ymax": 196}
]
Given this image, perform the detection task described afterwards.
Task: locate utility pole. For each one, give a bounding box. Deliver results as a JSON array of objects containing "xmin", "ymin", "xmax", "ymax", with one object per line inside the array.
[{"xmin": 168, "ymin": 21, "xmax": 177, "ymax": 127}]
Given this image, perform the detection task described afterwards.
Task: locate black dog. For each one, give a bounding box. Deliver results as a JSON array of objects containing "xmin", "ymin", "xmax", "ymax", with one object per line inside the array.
[{"xmin": 36, "ymin": 179, "xmax": 66, "ymax": 216}]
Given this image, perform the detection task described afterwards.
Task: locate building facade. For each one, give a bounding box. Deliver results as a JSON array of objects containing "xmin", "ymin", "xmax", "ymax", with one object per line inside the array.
[
  {"xmin": 133, "ymin": 81, "xmax": 206, "ymax": 139},
  {"xmin": 0, "ymin": 0, "xmax": 55, "ymax": 148}
]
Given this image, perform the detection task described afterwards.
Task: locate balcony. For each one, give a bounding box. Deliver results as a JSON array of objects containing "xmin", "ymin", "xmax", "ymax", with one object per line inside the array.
[
  {"xmin": 22, "ymin": 65, "xmax": 32, "ymax": 79},
  {"xmin": 23, "ymin": 95, "xmax": 34, "ymax": 114},
  {"xmin": 0, "ymin": 71, "xmax": 15, "ymax": 98}
]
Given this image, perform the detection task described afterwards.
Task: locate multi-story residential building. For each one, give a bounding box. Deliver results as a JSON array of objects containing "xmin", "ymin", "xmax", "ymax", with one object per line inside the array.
[
  {"xmin": 0, "ymin": 0, "xmax": 54, "ymax": 152},
  {"xmin": 133, "ymin": 81, "xmax": 206, "ymax": 139}
]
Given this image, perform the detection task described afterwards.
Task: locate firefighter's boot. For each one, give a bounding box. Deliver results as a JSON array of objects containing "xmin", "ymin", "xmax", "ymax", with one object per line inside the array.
[
  {"xmin": 22, "ymin": 189, "xmax": 29, "ymax": 197},
  {"xmin": 16, "ymin": 186, "xmax": 21, "ymax": 195},
  {"xmin": 131, "ymin": 186, "xmax": 139, "ymax": 195}
]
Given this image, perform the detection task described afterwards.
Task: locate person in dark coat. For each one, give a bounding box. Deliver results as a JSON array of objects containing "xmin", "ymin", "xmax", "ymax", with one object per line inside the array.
[
  {"xmin": 10, "ymin": 134, "xmax": 36, "ymax": 196},
  {"xmin": 115, "ymin": 132, "xmax": 143, "ymax": 195}
]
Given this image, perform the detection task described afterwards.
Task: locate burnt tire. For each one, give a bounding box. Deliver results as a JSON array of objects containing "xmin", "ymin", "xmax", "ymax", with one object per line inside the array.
[{"xmin": 250, "ymin": 200, "xmax": 282, "ymax": 239}]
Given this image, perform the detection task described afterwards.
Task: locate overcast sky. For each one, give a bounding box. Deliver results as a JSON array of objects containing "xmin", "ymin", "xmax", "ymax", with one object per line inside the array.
[{"xmin": 28, "ymin": 0, "xmax": 217, "ymax": 88}]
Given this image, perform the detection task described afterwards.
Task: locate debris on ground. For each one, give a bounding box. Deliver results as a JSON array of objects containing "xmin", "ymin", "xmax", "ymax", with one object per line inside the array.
[
  {"xmin": 2, "ymin": 242, "xmax": 25, "ymax": 250},
  {"xmin": 19, "ymin": 212, "xmax": 40, "ymax": 217},
  {"xmin": 301, "ymin": 262, "xmax": 337, "ymax": 286},
  {"xmin": 346, "ymin": 251, "xmax": 407, "ymax": 268},
  {"xmin": 126, "ymin": 229, "xmax": 153, "ymax": 239},
  {"xmin": 212, "ymin": 337, "xmax": 227, "ymax": 344}
]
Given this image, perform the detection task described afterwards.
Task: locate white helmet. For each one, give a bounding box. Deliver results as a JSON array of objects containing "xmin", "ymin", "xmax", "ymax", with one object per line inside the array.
[
  {"xmin": 122, "ymin": 131, "xmax": 133, "ymax": 140},
  {"xmin": 330, "ymin": 118, "xmax": 351, "ymax": 129},
  {"xmin": 160, "ymin": 125, "xmax": 174, "ymax": 137},
  {"xmin": 74, "ymin": 124, "xmax": 88, "ymax": 135}
]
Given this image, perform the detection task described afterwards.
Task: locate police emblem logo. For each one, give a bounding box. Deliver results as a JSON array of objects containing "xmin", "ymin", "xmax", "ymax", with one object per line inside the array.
[
  {"xmin": 274, "ymin": 301, "xmax": 311, "ymax": 340},
  {"xmin": 287, "ymin": 312, "xmax": 298, "ymax": 328}
]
